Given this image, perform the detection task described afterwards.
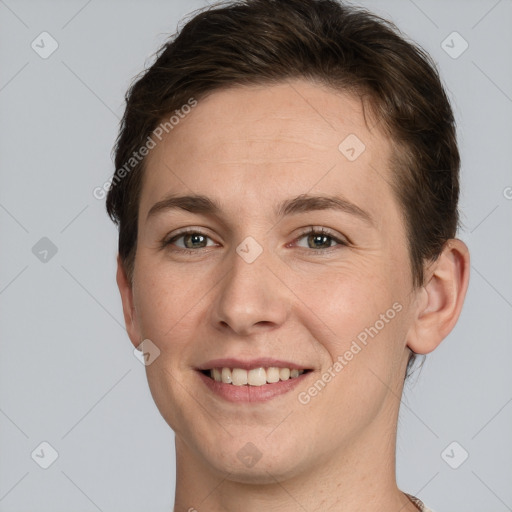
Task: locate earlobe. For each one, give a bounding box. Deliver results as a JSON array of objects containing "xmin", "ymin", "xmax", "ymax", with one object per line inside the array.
[
  {"xmin": 407, "ymin": 239, "xmax": 470, "ymax": 354},
  {"xmin": 116, "ymin": 255, "xmax": 141, "ymax": 348}
]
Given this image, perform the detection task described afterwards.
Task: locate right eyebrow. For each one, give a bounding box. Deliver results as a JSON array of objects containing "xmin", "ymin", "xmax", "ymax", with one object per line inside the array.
[{"xmin": 146, "ymin": 194, "xmax": 221, "ymax": 222}]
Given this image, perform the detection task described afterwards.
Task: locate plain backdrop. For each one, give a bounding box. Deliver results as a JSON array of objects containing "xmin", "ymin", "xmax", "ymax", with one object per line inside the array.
[{"xmin": 0, "ymin": 1, "xmax": 511, "ymax": 511}]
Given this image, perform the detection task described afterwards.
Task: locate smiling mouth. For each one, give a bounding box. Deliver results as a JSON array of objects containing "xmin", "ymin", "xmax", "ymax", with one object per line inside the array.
[{"xmin": 200, "ymin": 367, "xmax": 312, "ymax": 386}]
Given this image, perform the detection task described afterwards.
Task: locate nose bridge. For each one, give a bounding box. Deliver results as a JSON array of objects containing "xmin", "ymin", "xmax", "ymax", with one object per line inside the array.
[{"xmin": 212, "ymin": 237, "xmax": 290, "ymax": 335}]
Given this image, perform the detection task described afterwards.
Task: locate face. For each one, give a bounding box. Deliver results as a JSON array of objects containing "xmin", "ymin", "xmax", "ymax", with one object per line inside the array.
[{"xmin": 121, "ymin": 79, "xmax": 422, "ymax": 482}]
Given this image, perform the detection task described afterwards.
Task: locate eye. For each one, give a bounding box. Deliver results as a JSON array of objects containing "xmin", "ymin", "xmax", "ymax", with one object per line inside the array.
[
  {"xmin": 293, "ymin": 227, "xmax": 347, "ymax": 250},
  {"xmin": 163, "ymin": 229, "xmax": 217, "ymax": 251},
  {"xmin": 161, "ymin": 227, "xmax": 347, "ymax": 254}
]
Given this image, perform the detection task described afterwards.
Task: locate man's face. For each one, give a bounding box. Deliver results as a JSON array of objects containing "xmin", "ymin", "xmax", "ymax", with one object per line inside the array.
[{"xmin": 124, "ymin": 79, "xmax": 420, "ymax": 481}]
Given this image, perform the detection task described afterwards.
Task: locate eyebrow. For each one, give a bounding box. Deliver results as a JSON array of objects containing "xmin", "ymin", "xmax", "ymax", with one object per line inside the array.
[{"xmin": 146, "ymin": 193, "xmax": 374, "ymax": 225}]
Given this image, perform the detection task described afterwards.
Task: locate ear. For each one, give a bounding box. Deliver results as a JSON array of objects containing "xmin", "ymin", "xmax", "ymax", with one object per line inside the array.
[
  {"xmin": 407, "ymin": 239, "xmax": 470, "ymax": 354},
  {"xmin": 116, "ymin": 254, "xmax": 142, "ymax": 349}
]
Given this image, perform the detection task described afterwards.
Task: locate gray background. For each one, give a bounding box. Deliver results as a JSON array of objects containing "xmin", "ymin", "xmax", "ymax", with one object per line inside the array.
[{"xmin": 0, "ymin": 0, "xmax": 511, "ymax": 511}]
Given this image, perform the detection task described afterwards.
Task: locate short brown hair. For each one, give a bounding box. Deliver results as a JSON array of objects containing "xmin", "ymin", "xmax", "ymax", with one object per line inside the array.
[{"xmin": 106, "ymin": 0, "xmax": 460, "ymax": 376}]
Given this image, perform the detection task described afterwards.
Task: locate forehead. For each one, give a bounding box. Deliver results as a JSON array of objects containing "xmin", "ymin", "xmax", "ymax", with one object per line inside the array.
[{"xmin": 140, "ymin": 79, "xmax": 396, "ymax": 223}]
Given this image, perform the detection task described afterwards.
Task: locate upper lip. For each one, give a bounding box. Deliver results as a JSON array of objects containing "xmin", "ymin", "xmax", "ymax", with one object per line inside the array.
[{"xmin": 196, "ymin": 358, "xmax": 311, "ymax": 371}]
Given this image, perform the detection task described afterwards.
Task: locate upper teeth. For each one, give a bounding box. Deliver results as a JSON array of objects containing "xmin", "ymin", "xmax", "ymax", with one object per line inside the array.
[{"xmin": 210, "ymin": 367, "xmax": 305, "ymax": 386}]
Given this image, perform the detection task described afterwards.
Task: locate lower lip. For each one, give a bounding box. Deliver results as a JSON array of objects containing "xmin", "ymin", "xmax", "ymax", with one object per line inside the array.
[{"xmin": 197, "ymin": 370, "xmax": 310, "ymax": 403}]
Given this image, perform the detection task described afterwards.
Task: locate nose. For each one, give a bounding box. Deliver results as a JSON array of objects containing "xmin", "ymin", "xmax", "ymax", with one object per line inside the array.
[{"xmin": 211, "ymin": 244, "xmax": 291, "ymax": 337}]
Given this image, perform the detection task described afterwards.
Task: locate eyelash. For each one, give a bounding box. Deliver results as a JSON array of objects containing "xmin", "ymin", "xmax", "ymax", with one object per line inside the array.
[{"xmin": 162, "ymin": 227, "xmax": 348, "ymax": 254}]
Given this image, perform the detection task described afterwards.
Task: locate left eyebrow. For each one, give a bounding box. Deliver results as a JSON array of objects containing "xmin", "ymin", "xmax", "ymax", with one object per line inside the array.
[
  {"xmin": 275, "ymin": 193, "xmax": 374, "ymax": 226},
  {"xmin": 145, "ymin": 192, "xmax": 374, "ymax": 226}
]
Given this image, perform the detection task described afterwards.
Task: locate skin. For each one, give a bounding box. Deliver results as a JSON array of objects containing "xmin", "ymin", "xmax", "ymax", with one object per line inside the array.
[{"xmin": 117, "ymin": 79, "xmax": 470, "ymax": 512}]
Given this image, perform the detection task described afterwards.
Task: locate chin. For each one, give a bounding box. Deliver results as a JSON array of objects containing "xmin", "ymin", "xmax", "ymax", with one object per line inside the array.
[
  {"xmin": 197, "ymin": 436, "xmax": 312, "ymax": 484},
  {"xmin": 212, "ymin": 455, "xmax": 307, "ymax": 485}
]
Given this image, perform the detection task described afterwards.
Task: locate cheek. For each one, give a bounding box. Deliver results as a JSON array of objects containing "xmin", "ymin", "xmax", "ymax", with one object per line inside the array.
[
  {"xmin": 291, "ymin": 263, "xmax": 407, "ymax": 373},
  {"xmin": 300, "ymin": 263, "xmax": 397, "ymax": 329},
  {"xmin": 132, "ymin": 258, "xmax": 202, "ymax": 343}
]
